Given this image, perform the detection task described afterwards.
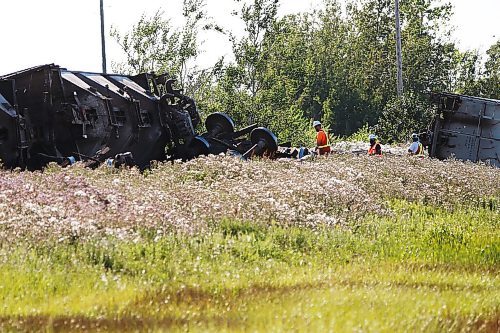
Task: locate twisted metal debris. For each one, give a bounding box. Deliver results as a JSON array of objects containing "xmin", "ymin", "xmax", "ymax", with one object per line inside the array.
[{"xmin": 0, "ymin": 64, "xmax": 279, "ymax": 169}]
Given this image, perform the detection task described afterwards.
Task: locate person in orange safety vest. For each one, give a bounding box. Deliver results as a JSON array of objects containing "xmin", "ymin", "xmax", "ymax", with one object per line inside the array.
[
  {"xmin": 368, "ymin": 134, "xmax": 382, "ymax": 156},
  {"xmin": 313, "ymin": 120, "xmax": 331, "ymax": 155}
]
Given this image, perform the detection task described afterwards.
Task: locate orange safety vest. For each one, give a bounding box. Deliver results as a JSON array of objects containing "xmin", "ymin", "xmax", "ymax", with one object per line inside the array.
[
  {"xmin": 316, "ymin": 130, "xmax": 331, "ymax": 155},
  {"xmin": 368, "ymin": 143, "xmax": 382, "ymax": 156}
]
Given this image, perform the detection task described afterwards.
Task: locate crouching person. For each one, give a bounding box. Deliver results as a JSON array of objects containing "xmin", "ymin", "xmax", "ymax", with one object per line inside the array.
[
  {"xmin": 106, "ymin": 152, "xmax": 135, "ymax": 168},
  {"xmin": 408, "ymin": 133, "xmax": 425, "ymax": 158},
  {"xmin": 368, "ymin": 134, "xmax": 382, "ymax": 156}
]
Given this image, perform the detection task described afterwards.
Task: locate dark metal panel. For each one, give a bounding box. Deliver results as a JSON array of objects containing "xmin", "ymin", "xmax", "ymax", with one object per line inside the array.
[
  {"xmin": 430, "ymin": 92, "xmax": 500, "ymax": 167},
  {"xmin": 0, "ymin": 93, "xmax": 16, "ymax": 117},
  {"xmin": 80, "ymin": 72, "xmax": 124, "ymax": 96},
  {"xmin": 60, "ymin": 71, "xmax": 93, "ymax": 91},
  {"xmin": 477, "ymin": 138, "xmax": 500, "ymax": 167},
  {"xmin": 433, "ymin": 132, "xmax": 479, "ymax": 162},
  {"xmin": 0, "ymin": 85, "xmax": 22, "ymax": 167},
  {"xmin": 75, "ymin": 72, "xmax": 167, "ymax": 166},
  {"xmin": 108, "ymin": 75, "xmax": 157, "ymax": 100}
]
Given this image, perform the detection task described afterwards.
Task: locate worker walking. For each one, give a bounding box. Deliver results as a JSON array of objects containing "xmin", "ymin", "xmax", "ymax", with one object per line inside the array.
[
  {"xmin": 368, "ymin": 134, "xmax": 382, "ymax": 156},
  {"xmin": 313, "ymin": 121, "xmax": 331, "ymax": 155},
  {"xmin": 408, "ymin": 133, "xmax": 425, "ymax": 157}
]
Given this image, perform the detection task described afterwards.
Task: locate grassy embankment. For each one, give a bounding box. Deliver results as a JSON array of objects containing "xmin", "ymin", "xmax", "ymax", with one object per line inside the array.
[{"xmin": 0, "ymin": 155, "xmax": 498, "ymax": 332}]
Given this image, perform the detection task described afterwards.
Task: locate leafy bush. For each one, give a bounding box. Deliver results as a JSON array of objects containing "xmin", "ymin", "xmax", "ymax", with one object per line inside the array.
[
  {"xmin": 377, "ymin": 92, "xmax": 434, "ymax": 143},
  {"xmin": 344, "ymin": 123, "xmax": 371, "ymax": 142}
]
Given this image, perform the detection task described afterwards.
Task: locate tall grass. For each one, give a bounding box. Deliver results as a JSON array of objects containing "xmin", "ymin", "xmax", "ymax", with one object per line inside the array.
[
  {"xmin": 0, "ymin": 201, "xmax": 498, "ymax": 332},
  {"xmin": 0, "ymin": 154, "xmax": 498, "ymax": 331}
]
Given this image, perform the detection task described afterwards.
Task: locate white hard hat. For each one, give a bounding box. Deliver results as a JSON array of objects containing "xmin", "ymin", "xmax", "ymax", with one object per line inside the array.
[
  {"xmin": 369, "ymin": 134, "xmax": 377, "ymax": 140},
  {"xmin": 313, "ymin": 120, "xmax": 322, "ymax": 128}
]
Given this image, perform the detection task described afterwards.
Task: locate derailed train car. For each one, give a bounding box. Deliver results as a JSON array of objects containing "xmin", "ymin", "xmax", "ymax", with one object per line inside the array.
[
  {"xmin": 0, "ymin": 64, "xmax": 278, "ymax": 169},
  {"xmin": 429, "ymin": 92, "xmax": 500, "ymax": 167}
]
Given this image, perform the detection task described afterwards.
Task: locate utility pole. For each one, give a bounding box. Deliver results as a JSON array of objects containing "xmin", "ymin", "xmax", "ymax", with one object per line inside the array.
[
  {"xmin": 100, "ymin": 0, "xmax": 107, "ymax": 73},
  {"xmin": 395, "ymin": 0, "xmax": 403, "ymax": 96}
]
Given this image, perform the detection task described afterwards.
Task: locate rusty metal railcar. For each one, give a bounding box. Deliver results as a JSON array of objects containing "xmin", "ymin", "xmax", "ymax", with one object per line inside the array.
[
  {"xmin": 429, "ymin": 92, "xmax": 500, "ymax": 167},
  {"xmin": 0, "ymin": 64, "xmax": 279, "ymax": 169}
]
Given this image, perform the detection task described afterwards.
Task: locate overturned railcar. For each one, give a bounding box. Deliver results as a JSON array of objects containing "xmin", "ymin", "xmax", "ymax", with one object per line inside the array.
[
  {"xmin": 0, "ymin": 64, "xmax": 278, "ymax": 169},
  {"xmin": 429, "ymin": 92, "xmax": 500, "ymax": 167}
]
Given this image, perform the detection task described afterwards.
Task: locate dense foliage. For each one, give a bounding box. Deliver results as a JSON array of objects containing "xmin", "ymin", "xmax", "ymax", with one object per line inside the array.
[{"xmin": 112, "ymin": 0, "xmax": 499, "ymax": 144}]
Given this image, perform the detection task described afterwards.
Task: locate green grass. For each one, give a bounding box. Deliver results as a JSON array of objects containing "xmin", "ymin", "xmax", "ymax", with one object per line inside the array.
[{"xmin": 0, "ymin": 201, "xmax": 498, "ymax": 332}]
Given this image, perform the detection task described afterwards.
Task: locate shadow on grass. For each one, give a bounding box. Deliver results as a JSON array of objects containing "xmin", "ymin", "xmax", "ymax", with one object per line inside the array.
[
  {"xmin": 0, "ymin": 314, "xmax": 242, "ymax": 332},
  {"xmin": 1, "ymin": 275, "xmax": 498, "ymax": 332},
  {"xmin": 1, "ymin": 309, "xmax": 498, "ymax": 333}
]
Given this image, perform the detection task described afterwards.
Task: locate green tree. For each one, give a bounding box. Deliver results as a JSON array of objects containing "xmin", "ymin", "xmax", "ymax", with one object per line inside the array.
[
  {"xmin": 206, "ymin": 0, "xmax": 304, "ymax": 142},
  {"xmin": 377, "ymin": 91, "xmax": 432, "ymax": 143},
  {"xmin": 481, "ymin": 40, "xmax": 500, "ymax": 99},
  {"xmin": 224, "ymin": 0, "xmax": 280, "ymax": 125},
  {"xmin": 453, "ymin": 50, "xmax": 482, "ymax": 96},
  {"xmin": 110, "ymin": 0, "xmax": 485, "ymax": 144},
  {"xmin": 110, "ymin": 0, "xmax": 207, "ymax": 90},
  {"xmin": 354, "ymin": 0, "xmax": 464, "ymax": 141}
]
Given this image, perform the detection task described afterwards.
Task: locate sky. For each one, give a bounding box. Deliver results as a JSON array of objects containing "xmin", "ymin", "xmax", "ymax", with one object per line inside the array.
[{"xmin": 0, "ymin": 0, "xmax": 498, "ymax": 75}]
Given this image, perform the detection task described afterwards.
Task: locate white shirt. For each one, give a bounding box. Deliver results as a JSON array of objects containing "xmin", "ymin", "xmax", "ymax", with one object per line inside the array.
[{"xmin": 408, "ymin": 141, "xmax": 420, "ymax": 153}]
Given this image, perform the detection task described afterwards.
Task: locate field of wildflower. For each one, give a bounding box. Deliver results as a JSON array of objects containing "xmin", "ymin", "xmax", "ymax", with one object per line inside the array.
[{"xmin": 0, "ymin": 154, "xmax": 498, "ymax": 332}]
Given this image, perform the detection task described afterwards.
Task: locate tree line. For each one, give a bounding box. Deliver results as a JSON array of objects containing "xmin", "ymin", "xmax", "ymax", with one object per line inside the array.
[{"xmin": 111, "ymin": 0, "xmax": 499, "ymax": 144}]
